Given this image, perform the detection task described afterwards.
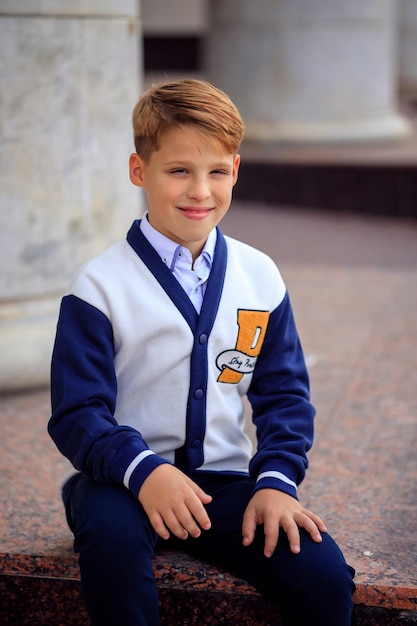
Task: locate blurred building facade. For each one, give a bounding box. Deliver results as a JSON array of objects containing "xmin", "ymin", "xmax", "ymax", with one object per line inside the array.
[{"xmin": 1, "ymin": 0, "xmax": 416, "ymax": 391}]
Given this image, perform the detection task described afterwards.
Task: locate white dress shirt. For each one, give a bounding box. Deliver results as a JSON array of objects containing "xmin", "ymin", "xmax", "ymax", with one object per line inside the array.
[{"xmin": 140, "ymin": 212, "xmax": 216, "ymax": 313}]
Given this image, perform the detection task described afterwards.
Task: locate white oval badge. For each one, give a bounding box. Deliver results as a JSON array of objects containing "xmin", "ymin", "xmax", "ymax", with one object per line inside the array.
[{"xmin": 216, "ymin": 350, "xmax": 256, "ymax": 374}]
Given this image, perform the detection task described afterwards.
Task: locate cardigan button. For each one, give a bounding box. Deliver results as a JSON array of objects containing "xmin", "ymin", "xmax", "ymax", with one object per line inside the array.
[
  {"xmin": 199, "ymin": 333, "xmax": 208, "ymax": 344},
  {"xmin": 191, "ymin": 439, "xmax": 201, "ymax": 449},
  {"xmin": 194, "ymin": 388, "xmax": 204, "ymax": 399}
]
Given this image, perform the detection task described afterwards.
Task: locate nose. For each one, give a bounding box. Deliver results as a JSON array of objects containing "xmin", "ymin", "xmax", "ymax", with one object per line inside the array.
[{"xmin": 186, "ymin": 176, "xmax": 210, "ymax": 201}]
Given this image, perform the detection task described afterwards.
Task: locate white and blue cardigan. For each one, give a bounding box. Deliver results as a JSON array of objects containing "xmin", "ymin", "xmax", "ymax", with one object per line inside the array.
[{"xmin": 49, "ymin": 220, "xmax": 315, "ymax": 500}]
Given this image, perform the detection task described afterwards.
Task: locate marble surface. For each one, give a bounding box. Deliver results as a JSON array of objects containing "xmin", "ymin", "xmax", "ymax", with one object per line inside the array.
[{"xmin": 1, "ymin": 205, "xmax": 417, "ymax": 621}]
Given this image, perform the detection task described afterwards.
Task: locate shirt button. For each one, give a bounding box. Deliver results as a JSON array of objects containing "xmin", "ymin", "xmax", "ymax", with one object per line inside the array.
[
  {"xmin": 199, "ymin": 333, "xmax": 208, "ymax": 344},
  {"xmin": 194, "ymin": 388, "xmax": 204, "ymax": 400}
]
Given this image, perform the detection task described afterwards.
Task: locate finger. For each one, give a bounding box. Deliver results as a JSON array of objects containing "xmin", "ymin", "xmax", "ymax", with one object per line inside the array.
[
  {"xmin": 263, "ymin": 517, "xmax": 280, "ymax": 558},
  {"xmin": 282, "ymin": 518, "xmax": 301, "ymax": 554},
  {"xmin": 241, "ymin": 508, "xmax": 257, "ymax": 547},
  {"xmin": 162, "ymin": 509, "xmax": 190, "ymax": 540},
  {"xmin": 175, "ymin": 507, "xmax": 203, "ymax": 539},
  {"xmin": 296, "ymin": 513, "xmax": 323, "ymax": 544},
  {"xmin": 188, "ymin": 480, "xmax": 213, "ymax": 506},
  {"xmin": 148, "ymin": 511, "xmax": 170, "ymax": 541},
  {"xmin": 163, "ymin": 488, "xmax": 212, "ymax": 538},
  {"xmin": 303, "ymin": 509, "xmax": 328, "ymax": 533},
  {"xmin": 175, "ymin": 494, "xmax": 213, "ymax": 537},
  {"xmin": 186, "ymin": 498, "xmax": 211, "ymax": 532}
]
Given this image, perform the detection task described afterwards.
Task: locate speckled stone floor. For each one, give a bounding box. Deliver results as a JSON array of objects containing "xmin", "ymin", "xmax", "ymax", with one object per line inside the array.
[{"xmin": 1, "ymin": 202, "xmax": 417, "ymax": 624}]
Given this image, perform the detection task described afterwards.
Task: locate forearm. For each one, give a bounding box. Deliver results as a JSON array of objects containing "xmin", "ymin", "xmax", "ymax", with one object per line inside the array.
[{"xmin": 248, "ymin": 293, "xmax": 315, "ymax": 498}]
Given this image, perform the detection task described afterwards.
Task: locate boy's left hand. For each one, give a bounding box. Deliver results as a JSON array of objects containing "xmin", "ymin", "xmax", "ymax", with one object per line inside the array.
[{"xmin": 242, "ymin": 489, "xmax": 327, "ymax": 557}]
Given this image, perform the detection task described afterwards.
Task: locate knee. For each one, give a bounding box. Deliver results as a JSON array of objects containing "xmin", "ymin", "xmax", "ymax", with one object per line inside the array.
[
  {"xmin": 296, "ymin": 532, "xmax": 355, "ymax": 599},
  {"xmin": 275, "ymin": 532, "xmax": 355, "ymax": 625},
  {"xmin": 70, "ymin": 480, "xmax": 156, "ymax": 559}
]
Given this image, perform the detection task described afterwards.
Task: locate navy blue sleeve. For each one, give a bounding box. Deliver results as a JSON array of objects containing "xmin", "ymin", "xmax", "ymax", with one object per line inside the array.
[
  {"xmin": 48, "ymin": 295, "xmax": 168, "ymax": 494},
  {"xmin": 247, "ymin": 292, "xmax": 315, "ymax": 499}
]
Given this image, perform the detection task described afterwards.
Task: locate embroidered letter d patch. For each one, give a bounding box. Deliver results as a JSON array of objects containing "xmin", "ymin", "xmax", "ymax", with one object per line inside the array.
[{"xmin": 217, "ymin": 310, "xmax": 270, "ymax": 383}]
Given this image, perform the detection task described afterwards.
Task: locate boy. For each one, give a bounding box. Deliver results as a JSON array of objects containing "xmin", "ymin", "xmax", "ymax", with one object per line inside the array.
[{"xmin": 49, "ymin": 78, "xmax": 355, "ymax": 625}]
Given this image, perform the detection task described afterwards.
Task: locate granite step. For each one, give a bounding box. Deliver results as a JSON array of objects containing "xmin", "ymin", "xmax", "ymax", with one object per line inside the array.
[
  {"xmin": 2, "ymin": 550, "xmax": 417, "ymax": 625},
  {"xmin": 1, "ymin": 374, "xmax": 416, "ymax": 625}
]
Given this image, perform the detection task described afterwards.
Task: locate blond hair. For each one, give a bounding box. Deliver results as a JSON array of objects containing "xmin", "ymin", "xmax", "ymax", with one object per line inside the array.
[{"xmin": 132, "ymin": 78, "xmax": 244, "ymax": 162}]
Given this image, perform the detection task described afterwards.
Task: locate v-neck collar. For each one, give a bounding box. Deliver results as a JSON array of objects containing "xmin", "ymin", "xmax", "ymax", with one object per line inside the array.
[{"xmin": 126, "ymin": 220, "xmax": 228, "ymax": 336}]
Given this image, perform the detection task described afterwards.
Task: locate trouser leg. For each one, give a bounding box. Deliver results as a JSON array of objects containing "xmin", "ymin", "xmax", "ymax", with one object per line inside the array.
[
  {"xmin": 175, "ymin": 473, "xmax": 355, "ymax": 626},
  {"xmin": 63, "ymin": 474, "xmax": 158, "ymax": 626}
]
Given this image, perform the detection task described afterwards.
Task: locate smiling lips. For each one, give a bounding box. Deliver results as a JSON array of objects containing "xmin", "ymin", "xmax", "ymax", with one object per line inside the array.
[{"xmin": 178, "ymin": 206, "xmax": 214, "ymax": 220}]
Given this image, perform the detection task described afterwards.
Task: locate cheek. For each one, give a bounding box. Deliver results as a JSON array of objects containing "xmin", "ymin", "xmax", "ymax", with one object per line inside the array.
[
  {"xmin": 159, "ymin": 178, "xmax": 184, "ymax": 199},
  {"xmin": 148, "ymin": 181, "xmax": 179, "ymax": 206},
  {"xmin": 213, "ymin": 179, "xmax": 232, "ymax": 195},
  {"xmin": 218, "ymin": 183, "xmax": 234, "ymax": 204}
]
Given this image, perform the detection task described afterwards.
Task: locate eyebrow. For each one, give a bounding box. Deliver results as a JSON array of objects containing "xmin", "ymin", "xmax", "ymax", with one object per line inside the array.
[{"xmin": 164, "ymin": 160, "xmax": 233, "ymax": 169}]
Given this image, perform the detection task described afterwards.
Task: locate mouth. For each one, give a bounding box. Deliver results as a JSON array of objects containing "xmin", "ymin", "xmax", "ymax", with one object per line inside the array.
[{"xmin": 178, "ymin": 206, "xmax": 214, "ymax": 220}]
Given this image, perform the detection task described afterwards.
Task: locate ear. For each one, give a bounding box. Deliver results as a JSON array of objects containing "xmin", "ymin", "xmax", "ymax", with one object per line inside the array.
[
  {"xmin": 232, "ymin": 154, "xmax": 240, "ymax": 186},
  {"xmin": 129, "ymin": 153, "xmax": 146, "ymax": 187}
]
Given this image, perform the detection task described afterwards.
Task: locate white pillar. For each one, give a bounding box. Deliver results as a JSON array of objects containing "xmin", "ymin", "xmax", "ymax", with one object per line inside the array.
[
  {"xmin": 142, "ymin": 0, "xmax": 208, "ymax": 34},
  {"xmin": 399, "ymin": 0, "xmax": 417, "ymax": 98},
  {"xmin": 0, "ymin": 0, "xmax": 143, "ymax": 391},
  {"xmin": 205, "ymin": 0, "xmax": 410, "ymax": 142}
]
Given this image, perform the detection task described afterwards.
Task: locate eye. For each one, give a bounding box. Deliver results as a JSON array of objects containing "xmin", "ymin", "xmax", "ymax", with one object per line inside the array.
[
  {"xmin": 169, "ymin": 168, "xmax": 189, "ymax": 175},
  {"xmin": 211, "ymin": 169, "xmax": 228, "ymax": 176}
]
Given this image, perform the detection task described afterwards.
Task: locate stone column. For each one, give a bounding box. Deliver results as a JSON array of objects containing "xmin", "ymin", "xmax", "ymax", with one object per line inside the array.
[
  {"xmin": 0, "ymin": 0, "xmax": 142, "ymax": 391},
  {"xmin": 399, "ymin": 0, "xmax": 417, "ymax": 99},
  {"xmin": 205, "ymin": 0, "xmax": 410, "ymax": 142}
]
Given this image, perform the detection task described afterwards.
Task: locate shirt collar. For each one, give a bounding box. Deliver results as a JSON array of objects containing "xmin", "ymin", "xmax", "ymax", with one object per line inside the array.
[{"xmin": 139, "ymin": 212, "xmax": 216, "ymax": 271}]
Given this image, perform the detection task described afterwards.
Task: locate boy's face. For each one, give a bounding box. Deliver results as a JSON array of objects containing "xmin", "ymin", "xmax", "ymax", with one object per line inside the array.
[{"xmin": 129, "ymin": 125, "xmax": 240, "ymax": 260}]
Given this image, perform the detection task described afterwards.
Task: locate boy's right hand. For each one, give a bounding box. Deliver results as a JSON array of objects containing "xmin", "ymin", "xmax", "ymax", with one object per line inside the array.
[{"xmin": 138, "ymin": 464, "xmax": 212, "ymax": 541}]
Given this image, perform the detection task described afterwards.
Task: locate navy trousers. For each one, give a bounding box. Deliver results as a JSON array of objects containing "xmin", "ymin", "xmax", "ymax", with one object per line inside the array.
[{"xmin": 63, "ymin": 472, "xmax": 355, "ymax": 626}]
